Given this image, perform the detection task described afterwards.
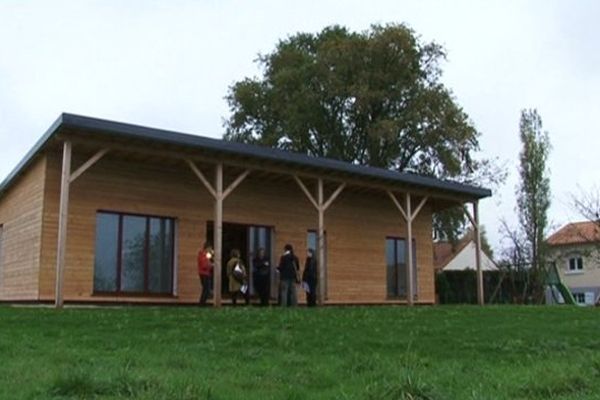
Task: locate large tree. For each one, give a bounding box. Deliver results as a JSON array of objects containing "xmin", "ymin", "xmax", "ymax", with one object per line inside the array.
[
  {"xmin": 515, "ymin": 109, "xmax": 551, "ymax": 301},
  {"xmin": 225, "ymin": 24, "xmax": 495, "ymax": 239}
]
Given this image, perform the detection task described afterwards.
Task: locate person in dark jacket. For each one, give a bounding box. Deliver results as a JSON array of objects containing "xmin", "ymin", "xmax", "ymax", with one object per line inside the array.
[
  {"xmin": 197, "ymin": 242, "xmax": 214, "ymax": 306},
  {"xmin": 277, "ymin": 244, "xmax": 299, "ymax": 307},
  {"xmin": 302, "ymin": 249, "xmax": 318, "ymax": 307},
  {"xmin": 253, "ymin": 248, "xmax": 271, "ymax": 306}
]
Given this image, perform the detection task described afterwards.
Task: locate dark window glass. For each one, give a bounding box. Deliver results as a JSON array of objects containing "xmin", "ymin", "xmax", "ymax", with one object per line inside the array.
[
  {"xmin": 148, "ymin": 218, "xmax": 174, "ymax": 293},
  {"xmin": 93, "ymin": 212, "xmax": 174, "ymax": 294},
  {"xmin": 386, "ymin": 239, "xmax": 398, "ymax": 296},
  {"xmin": 569, "ymin": 257, "xmax": 584, "ymax": 271},
  {"xmin": 93, "ymin": 214, "xmax": 119, "ymax": 292},
  {"xmin": 121, "ymin": 216, "xmax": 147, "ymax": 292},
  {"xmin": 386, "ymin": 237, "xmax": 416, "ymax": 298}
]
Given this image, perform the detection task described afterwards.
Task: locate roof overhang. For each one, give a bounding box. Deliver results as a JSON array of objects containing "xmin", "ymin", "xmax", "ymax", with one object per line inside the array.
[{"xmin": 0, "ymin": 113, "xmax": 493, "ymax": 203}]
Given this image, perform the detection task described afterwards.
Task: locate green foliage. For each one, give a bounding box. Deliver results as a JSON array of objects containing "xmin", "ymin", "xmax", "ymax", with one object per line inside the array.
[
  {"xmin": 226, "ymin": 24, "xmax": 478, "ymax": 178},
  {"xmin": 515, "ymin": 109, "xmax": 551, "ymax": 299},
  {"xmin": 1, "ymin": 306, "xmax": 600, "ymax": 399},
  {"xmin": 224, "ymin": 24, "xmax": 496, "ymax": 240}
]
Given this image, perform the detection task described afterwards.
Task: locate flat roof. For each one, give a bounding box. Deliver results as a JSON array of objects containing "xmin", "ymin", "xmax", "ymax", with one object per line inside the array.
[{"xmin": 0, "ymin": 113, "xmax": 492, "ymax": 199}]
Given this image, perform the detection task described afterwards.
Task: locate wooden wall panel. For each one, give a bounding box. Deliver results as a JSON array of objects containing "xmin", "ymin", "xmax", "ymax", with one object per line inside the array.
[
  {"xmin": 0, "ymin": 157, "xmax": 46, "ymax": 300},
  {"xmin": 40, "ymin": 147, "xmax": 435, "ymax": 305}
]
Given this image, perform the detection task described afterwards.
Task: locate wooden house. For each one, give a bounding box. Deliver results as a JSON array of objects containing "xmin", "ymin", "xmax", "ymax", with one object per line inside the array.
[{"xmin": 0, "ymin": 114, "xmax": 491, "ymax": 306}]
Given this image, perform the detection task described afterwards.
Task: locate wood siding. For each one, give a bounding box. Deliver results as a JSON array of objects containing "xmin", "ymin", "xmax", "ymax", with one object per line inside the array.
[
  {"xmin": 38, "ymin": 147, "xmax": 434, "ymax": 304},
  {"xmin": 0, "ymin": 157, "xmax": 46, "ymax": 300}
]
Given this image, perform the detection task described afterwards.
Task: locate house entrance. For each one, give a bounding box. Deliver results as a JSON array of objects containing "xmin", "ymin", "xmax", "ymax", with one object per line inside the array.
[{"xmin": 206, "ymin": 222, "xmax": 274, "ymax": 300}]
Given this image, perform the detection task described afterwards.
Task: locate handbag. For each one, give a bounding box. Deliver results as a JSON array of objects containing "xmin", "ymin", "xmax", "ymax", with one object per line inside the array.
[{"xmin": 233, "ymin": 263, "xmax": 245, "ymax": 283}]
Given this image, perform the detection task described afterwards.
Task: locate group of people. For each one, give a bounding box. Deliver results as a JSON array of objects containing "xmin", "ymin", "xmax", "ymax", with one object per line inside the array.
[{"xmin": 197, "ymin": 242, "xmax": 318, "ymax": 307}]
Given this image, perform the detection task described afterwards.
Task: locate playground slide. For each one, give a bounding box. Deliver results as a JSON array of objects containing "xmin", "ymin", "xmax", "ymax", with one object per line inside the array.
[
  {"xmin": 555, "ymin": 281, "xmax": 577, "ymax": 305},
  {"xmin": 547, "ymin": 262, "xmax": 577, "ymax": 305}
]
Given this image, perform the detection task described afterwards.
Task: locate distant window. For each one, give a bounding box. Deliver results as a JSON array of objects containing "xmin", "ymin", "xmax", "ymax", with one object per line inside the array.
[
  {"xmin": 94, "ymin": 212, "xmax": 175, "ymax": 294},
  {"xmin": 573, "ymin": 292, "xmax": 586, "ymax": 304},
  {"xmin": 568, "ymin": 257, "xmax": 583, "ymax": 271}
]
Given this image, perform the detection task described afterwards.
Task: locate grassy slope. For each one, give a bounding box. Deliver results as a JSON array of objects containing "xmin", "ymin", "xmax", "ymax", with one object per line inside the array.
[{"xmin": 0, "ymin": 306, "xmax": 599, "ymax": 400}]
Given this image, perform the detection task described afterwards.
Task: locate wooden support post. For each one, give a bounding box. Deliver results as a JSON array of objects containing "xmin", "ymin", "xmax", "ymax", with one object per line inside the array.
[
  {"xmin": 473, "ymin": 201, "xmax": 484, "ymax": 305},
  {"xmin": 186, "ymin": 159, "xmax": 217, "ymax": 198},
  {"xmin": 317, "ymin": 178, "xmax": 326, "ymax": 305},
  {"xmin": 214, "ymin": 163, "xmax": 224, "ymax": 307},
  {"xmin": 186, "ymin": 161, "xmax": 249, "ymax": 307},
  {"xmin": 69, "ymin": 148, "xmax": 109, "ymax": 183},
  {"xmin": 222, "ymin": 170, "xmax": 250, "ymax": 200},
  {"xmin": 388, "ymin": 192, "xmax": 428, "ymax": 306},
  {"xmin": 405, "ymin": 193, "xmax": 414, "ymax": 306},
  {"xmin": 55, "ymin": 141, "xmax": 72, "ymax": 308},
  {"xmin": 294, "ymin": 177, "xmax": 345, "ymax": 305},
  {"xmin": 462, "ymin": 202, "xmax": 484, "ymax": 305}
]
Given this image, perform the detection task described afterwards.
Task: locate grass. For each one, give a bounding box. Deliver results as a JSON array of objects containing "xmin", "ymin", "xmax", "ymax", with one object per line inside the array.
[{"xmin": 0, "ymin": 305, "xmax": 599, "ymax": 399}]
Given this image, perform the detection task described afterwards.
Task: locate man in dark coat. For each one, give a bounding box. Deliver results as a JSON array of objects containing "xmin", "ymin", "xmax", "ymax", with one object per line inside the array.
[
  {"xmin": 302, "ymin": 249, "xmax": 318, "ymax": 307},
  {"xmin": 277, "ymin": 244, "xmax": 299, "ymax": 307},
  {"xmin": 253, "ymin": 248, "xmax": 271, "ymax": 306}
]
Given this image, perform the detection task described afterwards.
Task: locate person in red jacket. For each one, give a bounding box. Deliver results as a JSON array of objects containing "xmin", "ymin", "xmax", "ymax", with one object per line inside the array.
[{"xmin": 198, "ymin": 242, "xmax": 214, "ymax": 306}]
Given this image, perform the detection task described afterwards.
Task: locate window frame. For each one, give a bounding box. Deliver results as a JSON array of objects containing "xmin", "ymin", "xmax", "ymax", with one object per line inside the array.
[
  {"xmin": 385, "ymin": 236, "xmax": 417, "ymax": 300},
  {"xmin": 93, "ymin": 210, "xmax": 176, "ymax": 297},
  {"xmin": 572, "ymin": 292, "xmax": 586, "ymax": 304},
  {"xmin": 566, "ymin": 256, "xmax": 584, "ymax": 274}
]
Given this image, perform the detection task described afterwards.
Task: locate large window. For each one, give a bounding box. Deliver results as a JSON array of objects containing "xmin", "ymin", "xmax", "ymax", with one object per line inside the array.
[
  {"xmin": 568, "ymin": 256, "xmax": 583, "ymax": 272},
  {"xmin": 386, "ymin": 237, "xmax": 417, "ymax": 298},
  {"xmin": 94, "ymin": 212, "xmax": 175, "ymax": 294}
]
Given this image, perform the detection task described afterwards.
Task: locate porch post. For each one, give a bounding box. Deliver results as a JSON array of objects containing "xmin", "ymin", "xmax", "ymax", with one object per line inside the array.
[
  {"xmin": 473, "ymin": 201, "xmax": 484, "ymax": 305},
  {"xmin": 214, "ymin": 163, "xmax": 224, "ymax": 307},
  {"xmin": 405, "ymin": 193, "xmax": 414, "ymax": 306},
  {"xmin": 294, "ymin": 176, "xmax": 344, "ymax": 306},
  {"xmin": 317, "ymin": 178, "xmax": 325, "ymax": 305},
  {"xmin": 55, "ymin": 141, "xmax": 72, "ymax": 308}
]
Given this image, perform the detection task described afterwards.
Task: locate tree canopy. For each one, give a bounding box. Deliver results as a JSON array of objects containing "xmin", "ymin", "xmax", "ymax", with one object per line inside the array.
[{"xmin": 224, "ymin": 24, "xmax": 495, "ymax": 239}]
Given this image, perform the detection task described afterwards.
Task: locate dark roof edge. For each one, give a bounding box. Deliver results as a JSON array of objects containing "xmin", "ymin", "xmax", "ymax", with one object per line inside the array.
[
  {"xmin": 0, "ymin": 114, "xmax": 65, "ymax": 197},
  {"xmin": 1, "ymin": 113, "xmax": 492, "ymax": 200}
]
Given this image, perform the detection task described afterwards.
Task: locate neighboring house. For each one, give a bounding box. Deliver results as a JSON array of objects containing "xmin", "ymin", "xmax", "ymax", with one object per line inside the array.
[
  {"xmin": 0, "ymin": 114, "xmax": 491, "ymax": 306},
  {"xmin": 547, "ymin": 221, "xmax": 600, "ymax": 306},
  {"xmin": 434, "ymin": 233, "xmax": 498, "ymax": 273}
]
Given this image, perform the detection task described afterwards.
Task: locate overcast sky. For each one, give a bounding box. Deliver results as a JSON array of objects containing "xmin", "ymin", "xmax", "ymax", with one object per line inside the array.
[{"xmin": 1, "ymin": 1, "xmax": 598, "ymax": 253}]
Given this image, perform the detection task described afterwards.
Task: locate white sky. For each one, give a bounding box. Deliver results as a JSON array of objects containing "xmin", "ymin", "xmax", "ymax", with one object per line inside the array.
[{"xmin": 1, "ymin": 0, "xmax": 599, "ymax": 253}]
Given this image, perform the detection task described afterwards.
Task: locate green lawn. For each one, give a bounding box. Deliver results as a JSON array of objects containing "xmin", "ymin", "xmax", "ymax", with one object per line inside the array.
[{"xmin": 1, "ymin": 305, "xmax": 599, "ymax": 400}]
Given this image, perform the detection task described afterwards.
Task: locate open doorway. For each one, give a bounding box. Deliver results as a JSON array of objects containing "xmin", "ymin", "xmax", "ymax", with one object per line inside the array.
[{"xmin": 206, "ymin": 222, "xmax": 274, "ymax": 300}]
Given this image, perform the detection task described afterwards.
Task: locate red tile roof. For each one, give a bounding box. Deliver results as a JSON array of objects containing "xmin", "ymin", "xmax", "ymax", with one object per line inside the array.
[{"xmin": 547, "ymin": 221, "xmax": 600, "ymax": 246}]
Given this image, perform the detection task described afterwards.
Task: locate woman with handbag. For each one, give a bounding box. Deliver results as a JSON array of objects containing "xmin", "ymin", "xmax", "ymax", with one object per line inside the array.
[{"xmin": 227, "ymin": 249, "xmax": 249, "ymax": 306}]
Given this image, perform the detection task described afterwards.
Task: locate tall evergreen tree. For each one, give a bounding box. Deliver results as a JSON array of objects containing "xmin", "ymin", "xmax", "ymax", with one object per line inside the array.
[{"xmin": 516, "ymin": 109, "xmax": 551, "ymax": 300}]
